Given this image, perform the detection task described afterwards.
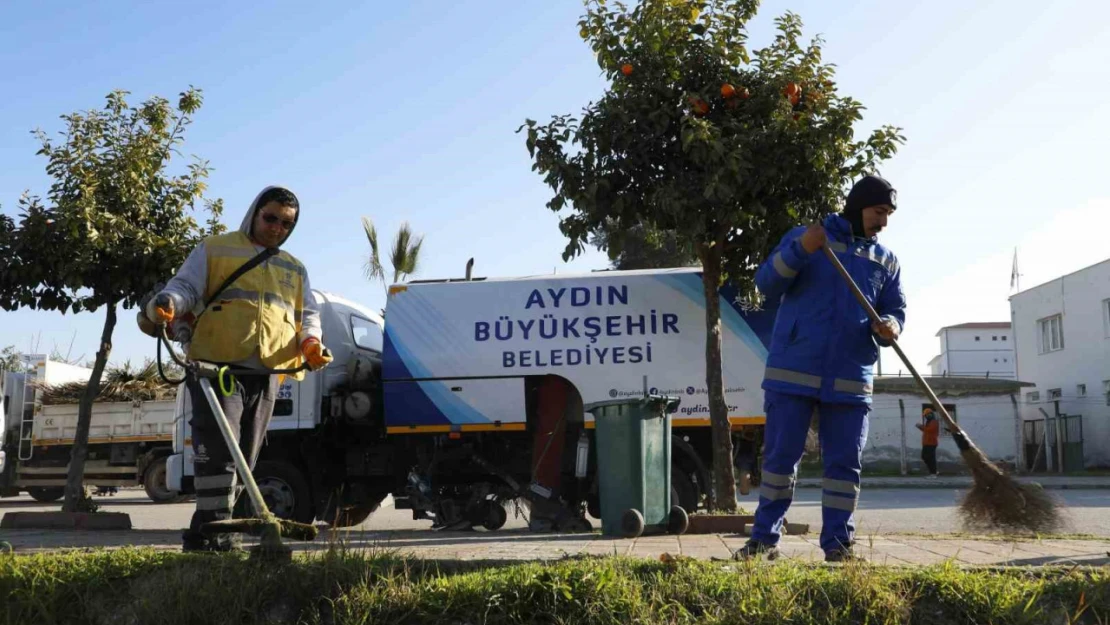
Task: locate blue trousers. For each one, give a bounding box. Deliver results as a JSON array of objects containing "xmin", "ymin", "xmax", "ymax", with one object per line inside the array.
[{"xmin": 751, "ymin": 390, "xmax": 870, "ymax": 553}]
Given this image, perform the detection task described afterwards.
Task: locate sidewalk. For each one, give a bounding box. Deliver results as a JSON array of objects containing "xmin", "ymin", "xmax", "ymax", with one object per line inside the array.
[
  {"xmin": 796, "ymin": 475, "xmax": 1110, "ymax": 489},
  {"xmin": 3, "ymin": 528, "xmax": 1107, "ymax": 567}
]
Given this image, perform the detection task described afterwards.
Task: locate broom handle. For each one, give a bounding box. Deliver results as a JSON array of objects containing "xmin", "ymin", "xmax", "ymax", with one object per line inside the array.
[{"xmin": 821, "ymin": 244, "xmax": 962, "ymax": 435}]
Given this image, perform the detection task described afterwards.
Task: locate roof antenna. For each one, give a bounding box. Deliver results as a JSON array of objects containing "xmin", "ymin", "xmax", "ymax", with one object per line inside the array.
[{"xmin": 465, "ymin": 258, "xmax": 474, "ymax": 281}]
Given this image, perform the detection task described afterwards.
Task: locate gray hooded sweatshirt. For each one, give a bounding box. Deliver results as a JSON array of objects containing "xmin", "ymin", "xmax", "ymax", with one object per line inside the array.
[{"xmin": 159, "ymin": 185, "xmax": 322, "ymax": 370}]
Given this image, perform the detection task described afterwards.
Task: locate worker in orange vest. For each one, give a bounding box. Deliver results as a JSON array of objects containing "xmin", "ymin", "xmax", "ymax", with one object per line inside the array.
[{"xmin": 915, "ymin": 408, "xmax": 940, "ymax": 478}]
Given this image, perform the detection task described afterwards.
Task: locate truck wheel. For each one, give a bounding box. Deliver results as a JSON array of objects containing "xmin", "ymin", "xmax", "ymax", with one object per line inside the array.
[
  {"xmin": 27, "ymin": 487, "xmax": 64, "ymax": 503},
  {"xmin": 671, "ymin": 466, "xmax": 698, "ymax": 514},
  {"xmin": 481, "ymin": 501, "xmax": 508, "ymax": 531},
  {"xmin": 143, "ymin": 460, "xmax": 187, "ymax": 504},
  {"xmin": 239, "ymin": 460, "xmax": 314, "ymax": 526},
  {"xmin": 586, "ymin": 494, "xmax": 601, "ymax": 520}
]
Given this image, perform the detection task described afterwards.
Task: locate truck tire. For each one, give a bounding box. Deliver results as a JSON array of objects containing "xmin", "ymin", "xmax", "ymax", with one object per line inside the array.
[
  {"xmin": 671, "ymin": 466, "xmax": 698, "ymax": 514},
  {"xmin": 143, "ymin": 460, "xmax": 187, "ymax": 504},
  {"xmin": 27, "ymin": 487, "xmax": 64, "ymax": 503},
  {"xmin": 240, "ymin": 460, "xmax": 314, "ymax": 526}
]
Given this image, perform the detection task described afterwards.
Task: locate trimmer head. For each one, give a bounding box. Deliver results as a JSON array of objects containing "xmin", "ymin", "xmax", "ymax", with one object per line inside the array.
[{"xmin": 201, "ymin": 518, "xmax": 319, "ymax": 542}]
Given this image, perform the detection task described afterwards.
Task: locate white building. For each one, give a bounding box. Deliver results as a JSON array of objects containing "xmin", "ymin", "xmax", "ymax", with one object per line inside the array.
[
  {"xmin": 1010, "ymin": 258, "xmax": 1110, "ymax": 468},
  {"xmin": 861, "ymin": 376, "xmax": 1031, "ymax": 474},
  {"xmin": 928, "ymin": 322, "xmax": 1015, "ymax": 379}
]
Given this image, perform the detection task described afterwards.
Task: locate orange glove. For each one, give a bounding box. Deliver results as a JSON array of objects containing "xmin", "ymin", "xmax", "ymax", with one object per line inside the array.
[
  {"xmin": 301, "ymin": 337, "xmax": 332, "ymax": 370},
  {"xmin": 146, "ymin": 293, "xmax": 175, "ymax": 325}
]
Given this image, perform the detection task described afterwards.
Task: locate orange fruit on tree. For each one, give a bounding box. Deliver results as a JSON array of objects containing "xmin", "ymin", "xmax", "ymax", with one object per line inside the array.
[
  {"xmin": 621, "ymin": 64, "xmax": 633, "ymax": 76},
  {"xmin": 720, "ymin": 83, "xmax": 736, "ymax": 99},
  {"xmin": 692, "ymin": 98, "xmax": 709, "ymax": 116},
  {"xmin": 784, "ymin": 82, "xmax": 801, "ymax": 105},
  {"xmin": 739, "ymin": 87, "xmax": 750, "ymax": 99}
]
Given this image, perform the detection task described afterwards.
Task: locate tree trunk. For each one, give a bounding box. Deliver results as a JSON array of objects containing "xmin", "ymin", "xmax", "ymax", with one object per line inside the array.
[
  {"xmin": 61, "ymin": 302, "xmax": 116, "ymax": 512},
  {"xmin": 700, "ymin": 249, "xmax": 736, "ymax": 512}
]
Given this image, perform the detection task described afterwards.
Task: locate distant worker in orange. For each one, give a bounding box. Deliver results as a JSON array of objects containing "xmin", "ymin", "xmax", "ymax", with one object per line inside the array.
[{"xmin": 916, "ymin": 408, "xmax": 940, "ymax": 478}]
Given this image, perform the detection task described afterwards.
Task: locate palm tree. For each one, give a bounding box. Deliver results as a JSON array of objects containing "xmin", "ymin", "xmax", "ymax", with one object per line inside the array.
[{"xmin": 362, "ymin": 216, "xmax": 425, "ymax": 296}]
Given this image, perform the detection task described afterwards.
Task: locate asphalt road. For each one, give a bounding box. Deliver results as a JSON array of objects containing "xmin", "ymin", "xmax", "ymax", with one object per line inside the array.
[{"xmin": 3, "ymin": 487, "xmax": 1109, "ymax": 535}]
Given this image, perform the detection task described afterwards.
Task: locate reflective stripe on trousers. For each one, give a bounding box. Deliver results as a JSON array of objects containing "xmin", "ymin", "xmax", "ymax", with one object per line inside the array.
[
  {"xmin": 759, "ymin": 470, "xmax": 795, "ymax": 502},
  {"xmin": 822, "ymin": 477, "xmax": 860, "ymax": 512}
]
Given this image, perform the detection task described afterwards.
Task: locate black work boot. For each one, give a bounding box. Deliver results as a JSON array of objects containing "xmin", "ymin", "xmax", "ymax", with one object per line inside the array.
[
  {"xmin": 824, "ymin": 547, "xmax": 864, "ymax": 563},
  {"xmin": 733, "ymin": 539, "xmax": 780, "ymax": 561},
  {"xmin": 182, "ymin": 529, "xmax": 212, "ymax": 553}
]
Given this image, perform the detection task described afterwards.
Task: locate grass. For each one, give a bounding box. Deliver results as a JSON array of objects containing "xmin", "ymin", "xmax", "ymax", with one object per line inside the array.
[{"xmin": 2, "ymin": 547, "xmax": 1108, "ymax": 625}]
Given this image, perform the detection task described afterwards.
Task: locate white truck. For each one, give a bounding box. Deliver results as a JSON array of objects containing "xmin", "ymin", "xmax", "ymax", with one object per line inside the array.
[
  {"xmin": 166, "ymin": 268, "xmax": 778, "ymax": 530},
  {"xmin": 0, "ymin": 357, "xmax": 182, "ymax": 503}
]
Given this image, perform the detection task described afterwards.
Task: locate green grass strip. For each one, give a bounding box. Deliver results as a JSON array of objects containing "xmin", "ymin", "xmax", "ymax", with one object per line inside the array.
[{"xmin": 1, "ymin": 547, "xmax": 1106, "ymax": 624}]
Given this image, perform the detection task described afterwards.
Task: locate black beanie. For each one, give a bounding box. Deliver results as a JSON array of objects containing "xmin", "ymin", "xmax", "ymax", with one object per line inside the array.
[{"xmin": 843, "ymin": 174, "xmax": 897, "ymax": 237}]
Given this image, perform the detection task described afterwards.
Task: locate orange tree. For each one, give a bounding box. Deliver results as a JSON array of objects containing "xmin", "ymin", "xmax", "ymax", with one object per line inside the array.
[
  {"xmin": 0, "ymin": 88, "xmax": 224, "ymax": 512},
  {"xmin": 520, "ymin": 0, "xmax": 904, "ymax": 510}
]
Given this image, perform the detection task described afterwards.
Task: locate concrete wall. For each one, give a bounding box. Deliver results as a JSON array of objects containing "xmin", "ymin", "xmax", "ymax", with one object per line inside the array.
[
  {"xmin": 1011, "ymin": 259, "xmax": 1110, "ymax": 467},
  {"xmin": 859, "ymin": 391, "xmax": 1024, "ymax": 473}
]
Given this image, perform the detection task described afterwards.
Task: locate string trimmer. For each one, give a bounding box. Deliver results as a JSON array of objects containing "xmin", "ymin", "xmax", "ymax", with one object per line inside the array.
[
  {"xmin": 156, "ymin": 325, "xmax": 323, "ymax": 560},
  {"xmin": 822, "ymin": 244, "xmax": 1061, "ymax": 534}
]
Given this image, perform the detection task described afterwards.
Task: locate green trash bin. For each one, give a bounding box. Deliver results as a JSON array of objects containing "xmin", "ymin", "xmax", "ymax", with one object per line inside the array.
[{"xmin": 587, "ymin": 394, "xmax": 689, "ymax": 539}]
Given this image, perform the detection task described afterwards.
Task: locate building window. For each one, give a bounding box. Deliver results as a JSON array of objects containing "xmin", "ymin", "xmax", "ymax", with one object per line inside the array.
[
  {"xmin": 1027, "ymin": 391, "xmax": 1040, "ymax": 403},
  {"xmin": 1077, "ymin": 384, "xmax": 1087, "ymax": 396},
  {"xmin": 975, "ymin": 336, "xmax": 980, "ymax": 341},
  {"xmin": 1038, "ymin": 315, "xmax": 1064, "ymax": 353},
  {"xmin": 1002, "ymin": 335, "xmax": 1008, "ymax": 341},
  {"xmin": 1047, "ymin": 388, "xmax": 1062, "ymax": 400},
  {"xmin": 1104, "ymin": 299, "xmax": 1110, "ymax": 338},
  {"xmin": 993, "ymin": 336, "xmax": 998, "ymax": 341}
]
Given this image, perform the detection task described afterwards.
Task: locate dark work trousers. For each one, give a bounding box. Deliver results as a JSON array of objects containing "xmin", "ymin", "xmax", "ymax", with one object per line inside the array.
[
  {"xmin": 921, "ymin": 445, "xmax": 938, "ymax": 475},
  {"xmin": 182, "ymin": 371, "xmax": 279, "ymax": 550}
]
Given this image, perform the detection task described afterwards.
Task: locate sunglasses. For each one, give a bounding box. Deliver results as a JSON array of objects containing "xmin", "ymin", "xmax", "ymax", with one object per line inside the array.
[{"xmin": 261, "ymin": 213, "xmax": 295, "ymax": 230}]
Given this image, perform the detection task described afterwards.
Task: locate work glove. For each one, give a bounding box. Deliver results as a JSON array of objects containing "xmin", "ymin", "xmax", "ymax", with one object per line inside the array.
[
  {"xmin": 301, "ymin": 337, "xmax": 333, "ymax": 371},
  {"xmin": 145, "ymin": 293, "xmax": 175, "ymax": 326}
]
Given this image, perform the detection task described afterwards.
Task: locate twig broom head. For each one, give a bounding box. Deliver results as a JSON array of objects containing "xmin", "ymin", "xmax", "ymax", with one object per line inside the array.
[{"xmin": 952, "ymin": 432, "xmax": 1063, "ymax": 534}]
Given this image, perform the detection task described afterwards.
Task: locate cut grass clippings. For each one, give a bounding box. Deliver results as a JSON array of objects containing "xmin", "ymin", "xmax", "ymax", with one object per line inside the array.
[{"xmin": 2, "ymin": 547, "xmax": 1107, "ymax": 625}]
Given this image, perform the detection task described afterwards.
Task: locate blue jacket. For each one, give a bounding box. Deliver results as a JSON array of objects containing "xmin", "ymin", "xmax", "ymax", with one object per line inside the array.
[{"xmin": 755, "ymin": 213, "xmax": 906, "ymax": 405}]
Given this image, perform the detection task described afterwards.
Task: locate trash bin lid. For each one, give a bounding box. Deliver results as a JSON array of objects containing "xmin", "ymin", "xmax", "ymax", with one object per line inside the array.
[{"xmin": 583, "ymin": 394, "xmax": 680, "ymax": 417}]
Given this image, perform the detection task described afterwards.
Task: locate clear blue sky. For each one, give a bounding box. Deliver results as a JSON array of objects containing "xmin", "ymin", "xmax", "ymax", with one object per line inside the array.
[{"xmin": 2, "ymin": 0, "xmax": 1108, "ymax": 375}]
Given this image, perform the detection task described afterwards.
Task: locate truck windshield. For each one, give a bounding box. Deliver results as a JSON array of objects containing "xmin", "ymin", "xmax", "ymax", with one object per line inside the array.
[{"xmin": 350, "ymin": 315, "xmax": 383, "ymax": 353}]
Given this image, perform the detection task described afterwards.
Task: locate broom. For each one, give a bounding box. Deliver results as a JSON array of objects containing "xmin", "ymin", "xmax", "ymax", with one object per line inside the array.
[{"xmin": 821, "ymin": 244, "xmax": 1061, "ymax": 534}]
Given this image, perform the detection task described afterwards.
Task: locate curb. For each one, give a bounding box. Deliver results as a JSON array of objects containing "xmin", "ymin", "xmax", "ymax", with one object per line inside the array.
[{"xmin": 0, "ymin": 511, "xmax": 133, "ymax": 530}]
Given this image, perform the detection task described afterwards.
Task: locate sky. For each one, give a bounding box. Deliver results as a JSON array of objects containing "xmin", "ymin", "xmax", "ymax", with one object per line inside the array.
[{"xmin": 1, "ymin": 0, "xmax": 1108, "ymax": 377}]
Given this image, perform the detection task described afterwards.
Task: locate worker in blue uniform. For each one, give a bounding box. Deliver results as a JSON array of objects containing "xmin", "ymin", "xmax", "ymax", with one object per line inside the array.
[{"xmin": 735, "ymin": 175, "xmax": 906, "ymax": 562}]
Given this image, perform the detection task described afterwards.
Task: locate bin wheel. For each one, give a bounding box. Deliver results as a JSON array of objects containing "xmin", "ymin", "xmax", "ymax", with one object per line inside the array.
[
  {"xmin": 620, "ymin": 509, "xmax": 645, "ymax": 539},
  {"xmin": 667, "ymin": 505, "xmax": 689, "ymax": 535}
]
